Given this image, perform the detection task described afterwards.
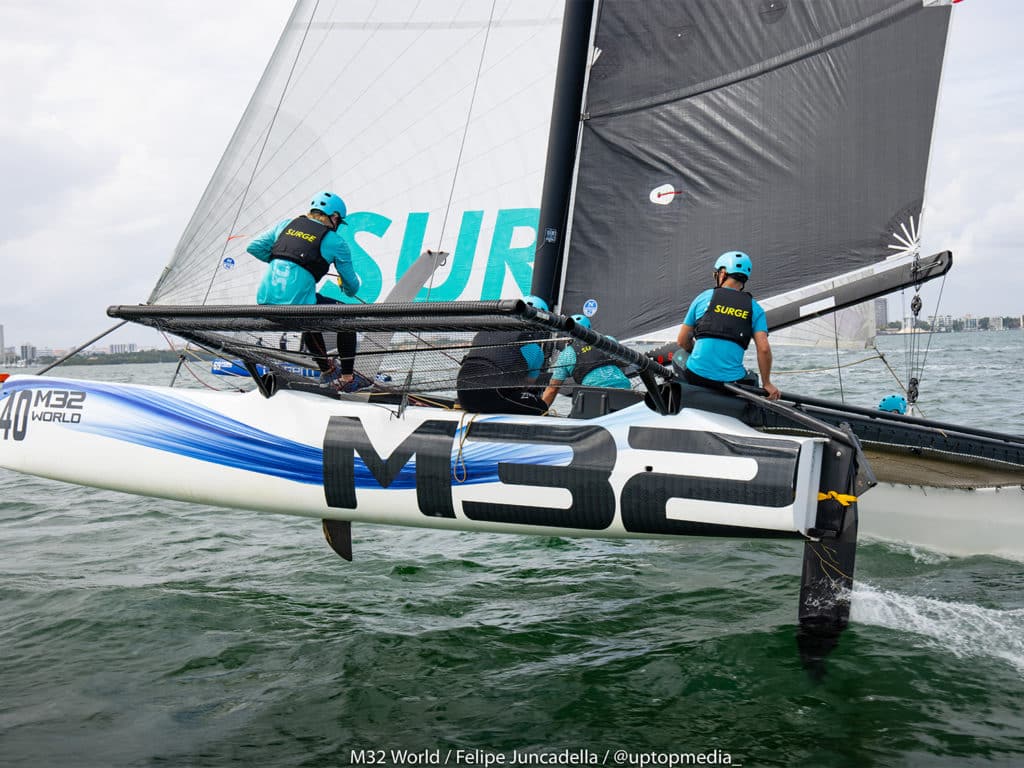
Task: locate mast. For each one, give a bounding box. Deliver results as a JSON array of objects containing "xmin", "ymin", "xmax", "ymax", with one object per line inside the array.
[{"xmin": 530, "ymin": 0, "xmax": 594, "ymax": 310}]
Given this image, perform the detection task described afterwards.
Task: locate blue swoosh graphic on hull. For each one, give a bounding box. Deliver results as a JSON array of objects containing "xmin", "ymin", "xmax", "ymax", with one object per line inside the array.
[
  {"xmin": 1, "ymin": 380, "xmax": 569, "ymax": 488},
  {"xmin": 4, "ymin": 379, "xmax": 324, "ymax": 484}
]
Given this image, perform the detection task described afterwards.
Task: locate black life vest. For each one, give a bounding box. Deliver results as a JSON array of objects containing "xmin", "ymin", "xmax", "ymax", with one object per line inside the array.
[
  {"xmin": 269, "ymin": 216, "xmax": 332, "ymax": 281},
  {"xmin": 571, "ymin": 340, "xmax": 617, "ymax": 382},
  {"xmin": 460, "ymin": 330, "xmax": 543, "ymax": 387},
  {"xmin": 693, "ymin": 287, "xmax": 754, "ymax": 349}
]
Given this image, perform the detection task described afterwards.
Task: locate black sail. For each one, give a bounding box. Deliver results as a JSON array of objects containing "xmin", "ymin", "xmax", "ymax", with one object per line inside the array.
[{"xmin": 558, "ymin": 0, "xmax": 952, "ymax": 339}]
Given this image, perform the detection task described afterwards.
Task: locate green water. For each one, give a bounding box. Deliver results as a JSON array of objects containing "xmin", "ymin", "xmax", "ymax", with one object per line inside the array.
[{"xmin": 1, "ymin": 334, "xmax": 1023, "ymax": 767}]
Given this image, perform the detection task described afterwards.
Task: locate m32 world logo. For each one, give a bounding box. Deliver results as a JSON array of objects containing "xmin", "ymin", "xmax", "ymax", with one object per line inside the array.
[{"xmin": 0, "ymin": 389, "xmax": 87, "ymax": 441}]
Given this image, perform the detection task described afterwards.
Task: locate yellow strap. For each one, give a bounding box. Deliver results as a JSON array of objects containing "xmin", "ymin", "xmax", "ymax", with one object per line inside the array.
[{"xmin": 818, "ymin": 490, "xmax": 858, "ymax": 507}]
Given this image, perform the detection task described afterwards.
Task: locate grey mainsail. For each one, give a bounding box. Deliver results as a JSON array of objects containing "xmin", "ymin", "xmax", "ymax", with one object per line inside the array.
[{"xmin": 557, "ymin": 0, "xmax": 952, "ymax": 340}]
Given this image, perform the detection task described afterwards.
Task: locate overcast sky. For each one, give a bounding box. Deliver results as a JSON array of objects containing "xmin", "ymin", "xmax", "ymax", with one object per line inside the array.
[{"xmin": 0, "ymin": 0, "xmax": 1020, "ymax": 352}]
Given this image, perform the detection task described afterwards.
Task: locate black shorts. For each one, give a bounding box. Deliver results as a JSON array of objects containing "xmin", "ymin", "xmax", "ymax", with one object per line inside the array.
[{"xmin": 458, "ymin": 386, "xmax": 547, "ymax": 415}]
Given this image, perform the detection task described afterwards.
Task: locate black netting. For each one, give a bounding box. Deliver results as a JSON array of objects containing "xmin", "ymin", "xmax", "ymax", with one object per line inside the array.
[{"xmin": 108, "ymin": 301, "xmax": 671, "ymax": 401}]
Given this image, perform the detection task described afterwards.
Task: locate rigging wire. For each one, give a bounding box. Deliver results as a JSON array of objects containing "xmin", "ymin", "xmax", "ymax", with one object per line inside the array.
[
  {"xmin": 832, "ymin": 311, "xmax": 845, "ymax": 403},
  {"xmin": 197, "ymin": 0, "xmax": 323, "ymax": 307},
  {"xmin": 431, "ymin": 0, "xmax": 499, "ymax": 274},
  {"xmin": 34, "ymin": 321, "xmax": 128, "ymax": 375},
  {"xmin": 899, "ymin": 258, "xmax": 946, "ymax": 416},
  {"xmin": 917, "ymin": 272, "xmax": 948, "ymax": 391},
  {"xmin": 773, "ymin": 353, "xmax": 883, "ymax": 376},
  {"xmin": 406, "ymin": 0, "xmax": 499, "ymax": 378}
]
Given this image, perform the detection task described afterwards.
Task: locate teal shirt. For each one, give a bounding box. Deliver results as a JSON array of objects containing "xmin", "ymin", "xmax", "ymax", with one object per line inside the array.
[
  {"xmin": 683, "ymin": 287, "xmax": 768, "ymax": 381},
  {"xmin": 521, "ymin": 342, "xmax": 544, "ymax": 380},
  {"xmin": 551, "ymin": 345, "xmax": 631, "ymax": 389},
  {"xmin": 247, "ymin": 216, "xmax": 360, "ymax": 305}
]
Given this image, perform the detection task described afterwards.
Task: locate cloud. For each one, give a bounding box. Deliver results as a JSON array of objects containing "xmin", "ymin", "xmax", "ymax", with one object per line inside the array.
[{"xmin": 0, "ymin": 1, "xmax": 292, "ymax": 349}]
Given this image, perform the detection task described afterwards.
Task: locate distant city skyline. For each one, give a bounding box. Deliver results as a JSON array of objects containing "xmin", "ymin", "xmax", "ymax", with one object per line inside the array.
[{"xmin": 3, "ymin": 300, "xmax": 1022, "ymax": 362}]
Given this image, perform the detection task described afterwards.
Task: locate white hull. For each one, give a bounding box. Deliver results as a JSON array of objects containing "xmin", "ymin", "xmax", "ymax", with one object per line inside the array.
[
  {"xmin": 1, "ymin": 374, "xmax": 1020, "ymax": 559},
  {"xmin": 859, "ymin": 483, "xmax": 1024, "ymax": 561}
]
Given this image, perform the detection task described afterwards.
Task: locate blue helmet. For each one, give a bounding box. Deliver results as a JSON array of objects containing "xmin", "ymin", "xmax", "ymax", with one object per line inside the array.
[
  {"xmin": 310, "ymin": 191, "xmax": 347, "ymax": 222},
  {"xmin": 523, "ymin": 294, "xmax": 549, "ymax": 312},
  {"xmin": 878, "ymin": 394, "xmax": 908, "ymax": 414},
  {"xmin": 571, "ymin": 313, "xmax": 591, "ymax": 330},
  {"xmin": 714, "ymin": 251, "xmax": 753, "ymax": 281}
]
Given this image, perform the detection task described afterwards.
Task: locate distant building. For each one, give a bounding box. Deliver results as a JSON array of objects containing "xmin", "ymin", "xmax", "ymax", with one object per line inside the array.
[
  {"xmin": 20, "ymin": 344, "xmax": 37, "ymax": 364},
  {"xmin": 0, "ymin": 324, "xmax": 5, "ymax": 365},
  {"xmin": 990, "ymin": 316, "xmax": 1004, "ymax": 331},
  {"xmin": 873, "ymin": 298, "xmax": 889, "ymax": 330},
  {"xmin": 110, "ymin": 343, "xmax": 138, "ymax": 354}
]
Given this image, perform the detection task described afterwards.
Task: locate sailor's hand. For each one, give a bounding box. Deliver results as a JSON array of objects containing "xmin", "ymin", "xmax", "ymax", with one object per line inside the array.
[{"xmin": 763, "ymin": 382, "xmax": 781, "ymax": 401}]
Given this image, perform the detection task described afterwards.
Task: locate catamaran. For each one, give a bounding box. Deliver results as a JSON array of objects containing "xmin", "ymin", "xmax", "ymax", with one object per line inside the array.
[{"xmin": 1, "ymin": 0, "xmax": 1021, "ymax": 655}]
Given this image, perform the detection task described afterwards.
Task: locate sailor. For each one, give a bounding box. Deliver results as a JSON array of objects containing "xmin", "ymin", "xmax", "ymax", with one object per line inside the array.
[
  {"xmin": 675, "ymin": 251, "xmax": 780, "ymax": 400},
  {"xmin": 456, "ymin": 295, "xmax": 550, "ymax": 415},
  {"xmin": 540, "ymin": 316, "xmax": 631, "ymax": 406},
  {"xmin": 247, "ymin": 191, "xmax": 365, "ymax": 392}
]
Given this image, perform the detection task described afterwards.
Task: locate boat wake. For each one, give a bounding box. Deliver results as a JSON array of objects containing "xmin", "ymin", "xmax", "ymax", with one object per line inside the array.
[{"xmin": 852, "ymin": 582, "xmax": 1024, "ymax": 674}]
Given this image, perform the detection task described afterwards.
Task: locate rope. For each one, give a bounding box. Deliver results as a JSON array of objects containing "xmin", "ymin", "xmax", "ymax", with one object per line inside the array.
[
  {"xmin": 404, "ymin": 393, "xmax": 458, "ymax": 410},
  {"xmin": 818, "ymin": 490, "xmax": 858, "ymax": 507},
  {"xmin": 453, "ymin": 410, "xmax": 480, "ymax": 483},
  {"xmin": 774, "ymin": 353, "xmax": 882, "ymax": 375},
  {"xmin": 161, "ymin": 333, "xmax": 243, "ymax": 392},
  {"xmin": 806, "ymin": 541, "xmax": 853, "ymax": 582}
]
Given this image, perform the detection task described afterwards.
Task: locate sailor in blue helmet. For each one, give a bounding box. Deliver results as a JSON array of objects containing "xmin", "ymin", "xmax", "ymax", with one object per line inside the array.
[
  {"xmin": 541, "ymin": 315, "xmax": 631, "ymax": 406},
  {"xmin": 675, "ymin": 251, "xmax": 780, "ymax": 400},
  {"xmin": 247, "ymin": 191, "xmax": 366, "ymax": 392},
  {"xmin": 457, "ymin": 294, "xmax": 550, "ymax": 415}
]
